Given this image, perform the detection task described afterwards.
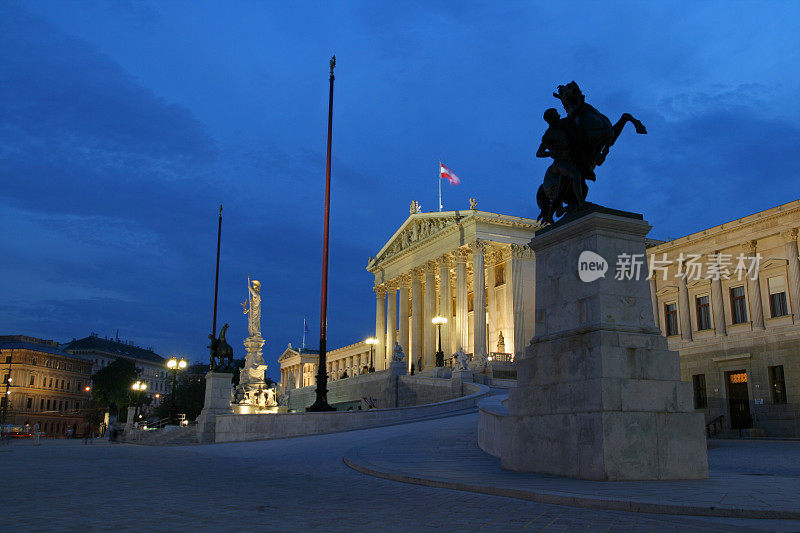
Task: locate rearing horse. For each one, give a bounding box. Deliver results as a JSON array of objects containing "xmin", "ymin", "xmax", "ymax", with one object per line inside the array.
[{"xmin": 208, "ymin": 323, "xmax": 234, "ymax": 370}]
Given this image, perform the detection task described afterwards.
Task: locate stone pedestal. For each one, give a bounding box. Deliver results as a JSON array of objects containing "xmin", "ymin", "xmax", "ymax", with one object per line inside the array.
[
  {"xmin": 502, "ymin": 208, "xmax": 708, "ymax": 480},
  {"xmin": 388, "ymin": 360, "xmax": 408, "ymax": 377},
  {"xmin": 235, "ymin": 335, "xmax": 273, "ymax": 405},
  {"xmin": 124, "ymin": 406, "xmax": 136, "ymax": 433},
  {"xmin": 451, "ymin": 369, "xmax": 474, "ymax": 395},
  {"xmin": 197, "ymin": 372, "xmax": 234, "ymax": 444}
]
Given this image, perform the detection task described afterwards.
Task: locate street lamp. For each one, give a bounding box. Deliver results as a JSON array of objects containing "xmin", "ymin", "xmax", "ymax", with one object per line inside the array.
[
  {"xmin": 1, "ymin": 344, "xmax": 14, "ymax": 428},
  {"xmin": 131, "ymin": 381, "xmax": 147, "ymax": 422},
  {"xmin": 432, "ymin": 316, "xmax": 448, "ymax": 367},
  {"xmin": 365, "ymin": 337, "xmax": 378, "ymax": 373},
  {"xmin": 166, "ymin": 357, "xmax": 187, "ymax": 425}
]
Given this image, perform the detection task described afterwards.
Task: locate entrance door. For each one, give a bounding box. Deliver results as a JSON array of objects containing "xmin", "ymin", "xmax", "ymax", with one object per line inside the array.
[{"xmin": 726, "ymin": 370, "xmax": 752, "ymax": 429}]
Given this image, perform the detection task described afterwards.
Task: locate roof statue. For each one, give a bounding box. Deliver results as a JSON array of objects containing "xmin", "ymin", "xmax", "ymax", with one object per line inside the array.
[{"xmin": 535, "ymin": 81, "xmax": 647, "ymax": 224}]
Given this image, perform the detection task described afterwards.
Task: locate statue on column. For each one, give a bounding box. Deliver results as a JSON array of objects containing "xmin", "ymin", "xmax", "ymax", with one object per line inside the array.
[
  {"xmin": 453, "ymin": 347, "xmax": 470, "ymax": 371},
  {"xmin": 235, "ymin": 276, "xmax": 276, "ymax": 408},
  {"xmin": 535, "ymin": 81, "xmax": 647, "ymax": 224},
  {"xmin": 241, "ymin": 277, "xmax": 262, "ymax": 337},
  {"xmin": 391, "ymin": 341, "xmax": 405, "ymax": 362}
]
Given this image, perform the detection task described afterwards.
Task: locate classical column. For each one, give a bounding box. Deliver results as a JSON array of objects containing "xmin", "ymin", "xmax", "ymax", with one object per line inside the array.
[
  {"xmin": 678, "ymin": 267, "xmax": 693, "ymax": 341},
  {"xmin": 374, "ymin": 285, "xmax": 387, "ymax": 371},
  {"xmin": 744, "ymin": 240, "xmax": 765, "ymax": 330},
  {"xmin": 486, "ymin": 248, "xmax": 498, "ymax": 353},
  {"xmin": 398, "ymin": 276, "xmax": 410, "ymax": 368},
  {"xmin": 471, "ymin": 240, "xmax": 487, "ymax": 360},
  {"xmin": 649, "ymin": 276, "xmax": 660, "ymax": 328},
  {"xmin": 455, "ymin": 249, "xmax": 469, "ymax": 351},
  {"xmin": 507, "ymin": 244, "xmax": 527, "ymax": 360},
  {"xmin": 411, "ymin": 268, "xmax": 424, "ymax": 371},
  {"xmin": 783, "ymin": 229, "xmax": 800, "ymax": 322},
  {"xmin": 424, "ymin": 261, "xmax": 437, "ymax": 369},
  {"xmin": 711, "ymin": 251, "xmax": 727, "ymax": 336},
  {"xmin": 386, "ymin": 282, "xmax": 397, "ymax": 369},
  {"xmin": 437, "ymin": 256, "xmax": 452, "ymax": 359}
]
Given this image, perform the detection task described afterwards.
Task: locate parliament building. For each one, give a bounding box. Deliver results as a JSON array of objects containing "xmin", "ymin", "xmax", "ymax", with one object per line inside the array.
[{"xmin": 280, "ymin": 199, "xmax": 800, "ymax": 437}]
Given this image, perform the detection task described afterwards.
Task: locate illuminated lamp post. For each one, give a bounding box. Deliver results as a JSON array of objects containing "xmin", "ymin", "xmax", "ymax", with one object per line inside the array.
[
  {"xmin": 166, "ymin": 357, "xmax": 187, "ymax": 424},
  {"xmin": 365, "ymin": 337, "xmax": 378, "ymax": 373},
  {"xmin": 130, "ymin": 381, "xmax": 147, "ymax": 422},
  {"xmin": 432, "ymin": 316, "xmax": 448, "ymax": 367}
]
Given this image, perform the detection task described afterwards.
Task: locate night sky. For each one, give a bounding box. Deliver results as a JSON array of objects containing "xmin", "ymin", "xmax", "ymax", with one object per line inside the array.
[{"xmin": 2, "ymin": 1, "xmax": 800, "ymax": 379}]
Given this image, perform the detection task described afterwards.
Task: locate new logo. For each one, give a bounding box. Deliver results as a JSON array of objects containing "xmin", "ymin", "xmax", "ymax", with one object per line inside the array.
[{"xmin": 578, "ymin": 251, "xmax": 608, "ymax": 282}]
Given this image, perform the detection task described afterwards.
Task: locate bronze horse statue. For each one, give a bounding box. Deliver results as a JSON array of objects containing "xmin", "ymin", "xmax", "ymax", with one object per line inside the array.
[
  {"xmin": 536, "ymin": 81, "xmax": 647, "ymax": 224},
  {"xmin": 208, "ymin": 323, "xmax": 234, "ymax": 370}
]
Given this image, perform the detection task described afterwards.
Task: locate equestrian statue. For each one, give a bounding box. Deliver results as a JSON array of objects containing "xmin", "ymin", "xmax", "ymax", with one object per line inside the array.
[
  {"xmin": 208, "ymin": 323, "xmax": 234, "ymax": 371},
  {"xmin": 535, "ymin": 81, "xmax": 647, "ymax": 224}
]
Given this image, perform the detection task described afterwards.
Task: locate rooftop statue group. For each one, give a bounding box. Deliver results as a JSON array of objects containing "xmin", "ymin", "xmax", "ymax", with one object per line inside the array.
[{"xmin": 535, "ymin": 81, "xmax": 647, "ymax": 224}]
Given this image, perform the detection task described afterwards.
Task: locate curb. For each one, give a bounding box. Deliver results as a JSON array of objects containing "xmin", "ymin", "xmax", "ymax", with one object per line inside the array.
[{"xmin": 342, "ymin": 454, "xmax": 800, "ymax": 520}]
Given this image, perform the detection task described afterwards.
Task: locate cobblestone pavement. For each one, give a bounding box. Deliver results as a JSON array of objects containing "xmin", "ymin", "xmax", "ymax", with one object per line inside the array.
[{"xmin": 1, "ymin": 412, "xmax": 797, "ymax": 532}]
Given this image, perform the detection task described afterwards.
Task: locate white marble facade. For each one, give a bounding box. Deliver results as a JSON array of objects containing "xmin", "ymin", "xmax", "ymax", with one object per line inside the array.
[{"xmin": 366, "ymin": 205, "xmax": 539, "ymax": 373}]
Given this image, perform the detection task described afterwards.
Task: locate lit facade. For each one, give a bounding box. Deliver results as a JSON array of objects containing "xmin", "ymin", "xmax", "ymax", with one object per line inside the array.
[
  {"xmin": 279, "ymin": 199, "xmax": 800, "ymax": 437},
  {"xmin": 0, "ymin": 335, "xmax": 93, "ymax": 437},
  {"xmin": 278, "ymin": 340, "xmax": 375, "ymax": 393},
  {"xmin": 647, "ymin": 199, "xmax": 800, "ymax": 436},
  {"xmin": 366, "ymin": 206, "xmax": 539, "ymax": 372}
]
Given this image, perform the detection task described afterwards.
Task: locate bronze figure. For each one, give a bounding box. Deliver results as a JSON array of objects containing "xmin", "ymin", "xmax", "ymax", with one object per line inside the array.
[
  {"xmin": 208, "ymin": 323, "xmax": 234, "ymax": 371},
  {"xmin": 536, "ymin": 81, "xmax": 647, "ymax": 224}
]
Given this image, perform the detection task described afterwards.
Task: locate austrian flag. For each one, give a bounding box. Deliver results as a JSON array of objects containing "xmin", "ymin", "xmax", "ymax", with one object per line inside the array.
[{"xmin": 440, "ymin": 162, "xmax": 461, "ymax": 185}]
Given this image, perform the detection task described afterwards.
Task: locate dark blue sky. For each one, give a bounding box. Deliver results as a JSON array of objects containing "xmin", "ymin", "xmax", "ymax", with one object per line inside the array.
[{"xmin": 2, "ymin": 1, "xmax": 800, "ymax": 379}]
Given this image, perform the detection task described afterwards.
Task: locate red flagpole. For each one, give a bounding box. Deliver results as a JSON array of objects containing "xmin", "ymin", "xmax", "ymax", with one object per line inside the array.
[{"xmin": 309, "ymin": 56, "xmax": 336, "ymax": 412}]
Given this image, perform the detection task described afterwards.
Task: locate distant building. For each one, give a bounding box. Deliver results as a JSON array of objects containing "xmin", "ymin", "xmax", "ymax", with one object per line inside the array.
[
  {"xmin": 278, "ymin": 340, "xmax": 376, "ymax": 393},
  {"xmin": 62, "ymin": 333, "xmax": 169, "ymax": 402},
  {"xmin": 0, "ymin": 335, "xmax": 93, "ymax": 437}
]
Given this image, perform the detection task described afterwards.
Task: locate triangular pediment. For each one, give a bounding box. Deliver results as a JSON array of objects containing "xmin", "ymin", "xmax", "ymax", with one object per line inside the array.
[
  {"xmin": 278, "ymin": 348, "xmax": 298, "ymax": 362},
  {"xmin": 367, "ymin": 211, "xmax": 467, "ymax": 271},
  {"xmin": 366, "ymin": 210, "xmax": 540, "ymax": 272}
]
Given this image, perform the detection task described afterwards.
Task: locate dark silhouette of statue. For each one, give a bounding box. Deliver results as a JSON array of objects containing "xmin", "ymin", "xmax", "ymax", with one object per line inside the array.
[
  {"xmin": 535, "ymin": 108, "xmax": 586, "ymax": 224},
  {"xmin": 536, "ymin": 81, "xmax": 647, "ymax": 223},
  {"xmin": 208, "ymin": 323, "xmax": 234, "ymax": 371}
]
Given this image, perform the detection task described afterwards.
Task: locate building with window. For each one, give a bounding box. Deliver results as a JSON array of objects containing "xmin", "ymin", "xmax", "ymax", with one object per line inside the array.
[
  {"xmin": 0, "ymin": 335, "xmax": 93, "ymax": 437},
  {"xmin": 62, "ymin": 333, "xmax": 169, "ymax": 404},
  {"xmin": 648, "ymin": 199, "xmax": 800, "ymax": 436},
  {"xmin": 279, "ymin": 340, "xmax": 381, "ymax": 393},
  {"xmin": 279, "ymin": 199, "xmax": 800, "ymax": 436}
]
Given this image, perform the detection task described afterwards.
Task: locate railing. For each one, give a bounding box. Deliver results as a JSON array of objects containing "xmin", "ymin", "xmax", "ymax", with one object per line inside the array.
[
  {"xmin": 488, "ymin": 352, "xmax": 513, "ymax": 363},
  {"xmin": 140, "ymin": 417, "xmax": 171, "ymax": 430},
  {"xmin": 706, "ymin": 415, "xmax": 724, "ymax": 437}
]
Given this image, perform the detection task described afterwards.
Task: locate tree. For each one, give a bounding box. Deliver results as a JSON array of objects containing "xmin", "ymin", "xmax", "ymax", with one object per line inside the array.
[
  {"xmin": 82, "ymin": 397, "xmax": 105, "ymax": 435},
  {"xmin": 153, "ymin": 374, "xmax": 206, "ymax": 422},
  {"xmin": 91, "ymin": 358, "xmax": 139, "ymax": 421}
]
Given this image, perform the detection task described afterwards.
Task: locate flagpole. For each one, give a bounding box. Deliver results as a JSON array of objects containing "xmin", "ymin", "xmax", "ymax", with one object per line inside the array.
[
  {"xmin": 438, "ymin": 159, "xmax": 442, "ymax": 212},
  {"xmin": 211, "ymin": 205, "xmax": 222, "ymax": 338},
  {"xmin": 308, "ymin": 56, "xmax": 336, "ymax": 412}
]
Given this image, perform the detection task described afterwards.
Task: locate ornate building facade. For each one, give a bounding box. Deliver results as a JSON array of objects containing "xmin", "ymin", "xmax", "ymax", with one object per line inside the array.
[
  {"xmin": 366, "ymin": 206, "xmax": 538, "ymax": 373},
  {"xmin": 0, "ymin": 335, "xmax": 93, "ymax": 437},
  {"xmin": 278, "ymin": 340, "xmax": 376, "ymax": 393},
  {"xmin": 279, "ymin": 199, "xmax": 800, "ymax": 436},
  {"xmin": 647, "ymin": 200, "xmax": 800, "ymax": 436}
]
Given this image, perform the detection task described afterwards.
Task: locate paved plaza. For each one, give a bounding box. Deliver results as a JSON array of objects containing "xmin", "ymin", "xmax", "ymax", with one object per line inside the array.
[{"xmin": 2, "ymin": 411, "xmax": 799, "ymax": 532}]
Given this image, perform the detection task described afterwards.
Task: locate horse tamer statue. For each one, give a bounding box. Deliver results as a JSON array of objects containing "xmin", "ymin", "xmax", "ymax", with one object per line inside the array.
[
  {"xmin": 208, "ymin": 323, "xmax": 234, "ymax": 371},
  {"xmin": 535, "ymin": 81, "xmax": 647, "ymax": 224}
]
